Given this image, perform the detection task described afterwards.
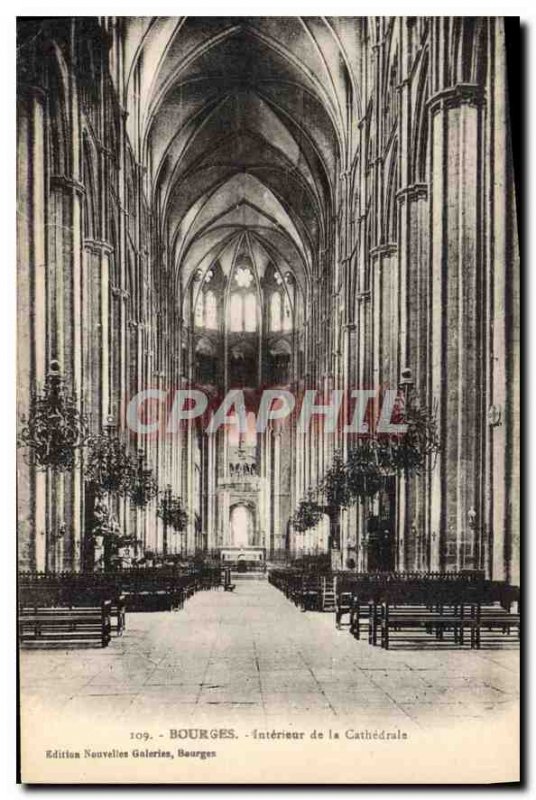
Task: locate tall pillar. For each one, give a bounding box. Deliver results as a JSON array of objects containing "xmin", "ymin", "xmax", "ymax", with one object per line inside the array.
[
  {"xmin": 397, "ymin": 184, "xmax": 429, "ymax": 570},
  {"xmin": 429, "ymin": 84, "xmax": 484, "ymax": 571},
  {"xmin": 17, "ymin": 84, "xmax": 48, "ymax": 572},
  {"xmin": 48, "ymin": 174, "xmax": 86, "ymax": 572},
  {"xmin": 485, "ymin": 20, "xmax": 520, "ymax": 584}
]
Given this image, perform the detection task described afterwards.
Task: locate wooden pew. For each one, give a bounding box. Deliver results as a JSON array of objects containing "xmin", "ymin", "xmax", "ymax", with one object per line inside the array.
[
  {"xmin": 271, "ymin": 568, "xmax": 520, "ymax": 650},
  {"xmin": 370, "ymin": 580, "xmax": 520, "ymax": 650},
  {"xmin": 18, "ymin": 576, "xmax": 126, "ymax": 636},
  {"xmin": 470, "ymin": 585, "xmax": 520, "ymax": 648},
  {"xmin": 299, "ymin": 576, "xmax": 322, "ymax": 611},
  {"xmin": 367, "ymin": 578, "xmax": 478, "ymax": 649},
  {"xmin": 65, "ymin": 593, "xmax": 126, "ymax": 636},
  {"xmin": 376, "ymin": 597, "xmax": 469, "ymax": 649},
  {"xmin": 19, "ymin": 601, "xmax": 112, "ymax": 648},
  {"xmin": 335, "ymin": 590, "xmax": 354, "ymax": 629},
  {"xmin": 334, "ymin": 571, "xmax": 488, "ymax": 644},
  {"xmin": 18, "ymin": 566, "xmax": 219, "ymax": 623},
  {"xmin": 268, "ymin": 570, "xmax": 335, "ymax": 612}
]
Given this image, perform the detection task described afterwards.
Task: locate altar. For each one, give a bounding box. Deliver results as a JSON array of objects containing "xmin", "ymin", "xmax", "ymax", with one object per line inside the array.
[{"xmin": 219, "ymin": 546, "xmax": 266, "ymax": 571}]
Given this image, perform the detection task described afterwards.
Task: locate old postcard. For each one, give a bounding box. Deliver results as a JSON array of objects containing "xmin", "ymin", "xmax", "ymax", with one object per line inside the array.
[{"xmin": 16, "ymin": 15, "xmax": 520, "ymax": 784}]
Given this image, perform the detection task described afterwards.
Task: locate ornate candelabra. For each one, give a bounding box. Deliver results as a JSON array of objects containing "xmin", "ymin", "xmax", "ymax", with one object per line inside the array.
[
  {"xmin": 290, "ymin": 489, "xmax": 324, "ymax": 533},
  {"xmin": 157, "ymin": 484, "xmax": 189, "ymax": 556},
  {"xmin": 128, "ymin": 449, "xmax": 158, "ymax": 508},
  {"xmin": 85, "ymin": 415, "xmax": 135, "ymax": 496},
  {"xmin": 18, "ymin": 360, "xmax": 88, "ymax": 471},
  {"xmin": 380, "ymin": 367, "xmax": 440, "ymax": 475},
  {"xmin": 289, "ymin": 373, "xmax": 440, "ymax": 554}
]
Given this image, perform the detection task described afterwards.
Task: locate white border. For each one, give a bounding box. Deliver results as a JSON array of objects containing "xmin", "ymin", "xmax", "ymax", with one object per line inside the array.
[{"xmin": 1, "ymin": 6, "xmax": 532, "ymax": 798}]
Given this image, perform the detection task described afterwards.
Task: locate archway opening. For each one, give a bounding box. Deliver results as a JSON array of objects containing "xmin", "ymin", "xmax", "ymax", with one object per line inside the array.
[{"xmin": 230, "ymin": 504, "xmax": 253, "ymax": 547}]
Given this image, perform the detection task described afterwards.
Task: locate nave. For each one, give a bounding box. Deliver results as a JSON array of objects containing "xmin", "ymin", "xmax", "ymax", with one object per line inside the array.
[
  {"xmin": 21, "ymin": 577, "xmax": 519, "ymax": 730},
  {"xmin": 17, "ymin": 16, "xmax": 519, "ymax": 579},
  {"xmin": 16, "ymin": 16, "xmax": 521, "ymax": 783}
]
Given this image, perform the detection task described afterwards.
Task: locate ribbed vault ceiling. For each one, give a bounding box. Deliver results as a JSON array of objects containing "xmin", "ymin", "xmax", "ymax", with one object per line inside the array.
[{"xmin": 121, "ymin": 17, "xmax": 363, "ymax": 299}]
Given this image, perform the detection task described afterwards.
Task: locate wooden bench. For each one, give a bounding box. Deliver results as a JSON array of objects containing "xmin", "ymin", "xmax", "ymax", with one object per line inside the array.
[
  {"xmin": 120, "ymin": 572, "xmax": 192, "ymax": 611},
  {"xmin": 335, "ymin": 591, "xmax": 354, "ymax": 629},
  {"xmin": 18, "ymin": 566, "xmax": 221, "ymax": 622},
  {"xmin": 472, "ymin": 606, "xmax": 520, "ymax": 648},
  {"xmin": 470, "ymin": 586, "xmax": 520, "ymax": 648},
  {"xmin": 375, "ymin": 600, "xmax": 471, "ymax": 649},
  {"xmin": 370, "ymin": 582, "xmax": 520, "ymax": 650},
  {"xmin": 366, "ymin": 580, "xmax": 480, "ymax": 649},
  {"xmin": 375, "ymin": 599, "xmax": 520, "ymax": 651},
  {"xmin": 289, "ymin": 576, "xmax": 334, "ymax": 612},
  {"xmin": 67, "ymin": 594, "xmax": 125, "ymax": 636},
  {"xmin": 19, "ymin": 568, "xmax": 194, "ymax": 604},
  {"xmin": 333, "ymin": 571, "xmax": 488, "ymax": 643},
  {"xmin": 19, "ymin": 601, "xmax": 112, "ymax": 648},
  {"xmin": 19, "ymin": 583, "xmax": 126, "ymax": 636},
  {"xmin": 268, "ymin": 569, "xmax": 304, "ymax": 603},
  {"xmin": 296, "ymin": 577, "xmax": 321, "ymax": 611}
]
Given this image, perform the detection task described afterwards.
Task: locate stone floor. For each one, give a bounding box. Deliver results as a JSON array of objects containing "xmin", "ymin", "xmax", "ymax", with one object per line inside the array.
[{"xmin": 20, "ymin": 578, "xmax": 519, "ymax": 731}]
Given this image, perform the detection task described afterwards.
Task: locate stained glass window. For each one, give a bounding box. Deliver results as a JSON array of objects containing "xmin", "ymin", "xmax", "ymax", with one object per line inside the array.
[
  {"xmin": 205, "ymin": 290, "xmax": 218, "ymax": 329},
  {"xmin": 194, "ymin": 295, "xmax": 204, "ymax": 327},
  {"xmin": 283, "ymin": 293, "xmax": 292, "ymax": 331},
  {"xmin": 229, "ymin": 293, "xmax": 243, "ymax": 331},
  {"xmin": 244, "ymin": 293, "xmax": 256, "ymax": 332},
  {"xmin": 270, "ymin": 292, "xmax": 281, "ymax": 331}
]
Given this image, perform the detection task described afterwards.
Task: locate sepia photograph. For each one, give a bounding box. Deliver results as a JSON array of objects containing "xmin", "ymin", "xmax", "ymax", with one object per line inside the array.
[{"xmin": 15, "ymin": 13, "xmax": 521, "ymax": 784}]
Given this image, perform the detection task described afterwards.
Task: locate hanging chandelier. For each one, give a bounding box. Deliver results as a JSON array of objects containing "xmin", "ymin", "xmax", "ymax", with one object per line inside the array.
[
  {"xmin": 376, "ymin": 370, "xmax": 440, "ymax": 476},
  {"xmin": 128, "ymin": 449, "xmax": 159, "ymax": 508},
  {"xmin": 290, "ymin": 490, "xmax": 324, "ymax": 532},
  {"xmin": 85, "ymin": 416, "xmax": 135, "ymax": 496},
  {"xmin": 345, "ymin": 441, "xmax": 385, "ymax": 501},
  {"xmin": 18, "ymin": 360, "xmax": 88, "ymax": 471},
  {"xmin": 322, "ymin": 451, "xmax": 354, "ymax": 509},
  {"xmin": 294, "ymin": 370, "xmax": 441, "ymax": 524},
  {"xmin": 157, "ymin": 485, "xmax": 189, "ymax": 532}
]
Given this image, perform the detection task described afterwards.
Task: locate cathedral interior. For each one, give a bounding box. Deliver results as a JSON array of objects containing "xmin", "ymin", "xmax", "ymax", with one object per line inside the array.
[
  {"xmin": 16, "ymin": 21, "xmax": 522, "ymax": 778},
  {"xmin": 17, "ymin": 17, "xmax": 519, "ymax": 583}
]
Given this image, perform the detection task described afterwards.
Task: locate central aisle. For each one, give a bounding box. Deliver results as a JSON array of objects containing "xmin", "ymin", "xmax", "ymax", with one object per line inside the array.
[{"xmin": 21, "ymin": 579, "xmax": 518, "ymax": 730}]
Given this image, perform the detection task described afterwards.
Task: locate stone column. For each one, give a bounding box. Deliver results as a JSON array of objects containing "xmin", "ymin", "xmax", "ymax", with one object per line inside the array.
[
  {"xmin": 206, "ymin": 433, "xmax": 216, "ymax": 552},
  {"xmin": 429, "ymin": 84, "xmax": 484, "ymax": 571},
  {"xmin": 83, "ymin": 239, "xmax": 114, "ymax": 424},
  {"xmin": 485, "ymin": 20, "xmax": 520, "ymax": 584},
  {"xmin": 17, "ymin": 84, "xmax": 48, "ymax": 572},
  {"xmin": 48, "ymin": 174, "xmax": 86, "ymax": 572},
  {"xmin": 272, "ymin": 430, "xmax": 282, "ymax": 557},
  {"xmin": 397, "ymin": 184, "xmax": 430, "ymax": 570}
]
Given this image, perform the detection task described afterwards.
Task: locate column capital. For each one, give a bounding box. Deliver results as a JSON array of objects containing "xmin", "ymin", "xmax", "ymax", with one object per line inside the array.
[
  {"xmin": 96, "ymin": 141, "xmax": 115, "ymax": 160},
  {"xmin": 428, "ymin": 83, "xmax": 484, "ymax": 114},
  {"xmin": 50, "ymin": 174, "xmax": 86, "ymax": 196},
  {"xmin": 83, "ymin": 237, "xmax": 114, "ymax": 255},
  {"xmin": 369, "ymin": 242, "xmax": 397, "ymax": 259},
  {"xmin": 18, "ymin": 82, "xmax": 47, "ymax": 102},
  {"xmin": 396, "ymin": 183, "xmax": 428, "ymax": 202},
  {"xmin": 111, "ymin": 286, "xmax": 130, "ymax": 300}
]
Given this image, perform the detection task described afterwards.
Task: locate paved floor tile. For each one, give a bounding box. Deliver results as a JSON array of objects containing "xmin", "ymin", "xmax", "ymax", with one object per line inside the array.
[{"xmin": 19, "ymin": 579, "xmax": 519, "ymax": 728}]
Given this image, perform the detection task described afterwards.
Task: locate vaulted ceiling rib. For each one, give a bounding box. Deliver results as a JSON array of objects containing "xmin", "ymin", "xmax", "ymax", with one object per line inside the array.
[{"xmin": 122, "ymin": 17, "xmax": 362, "ymax": 304}]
